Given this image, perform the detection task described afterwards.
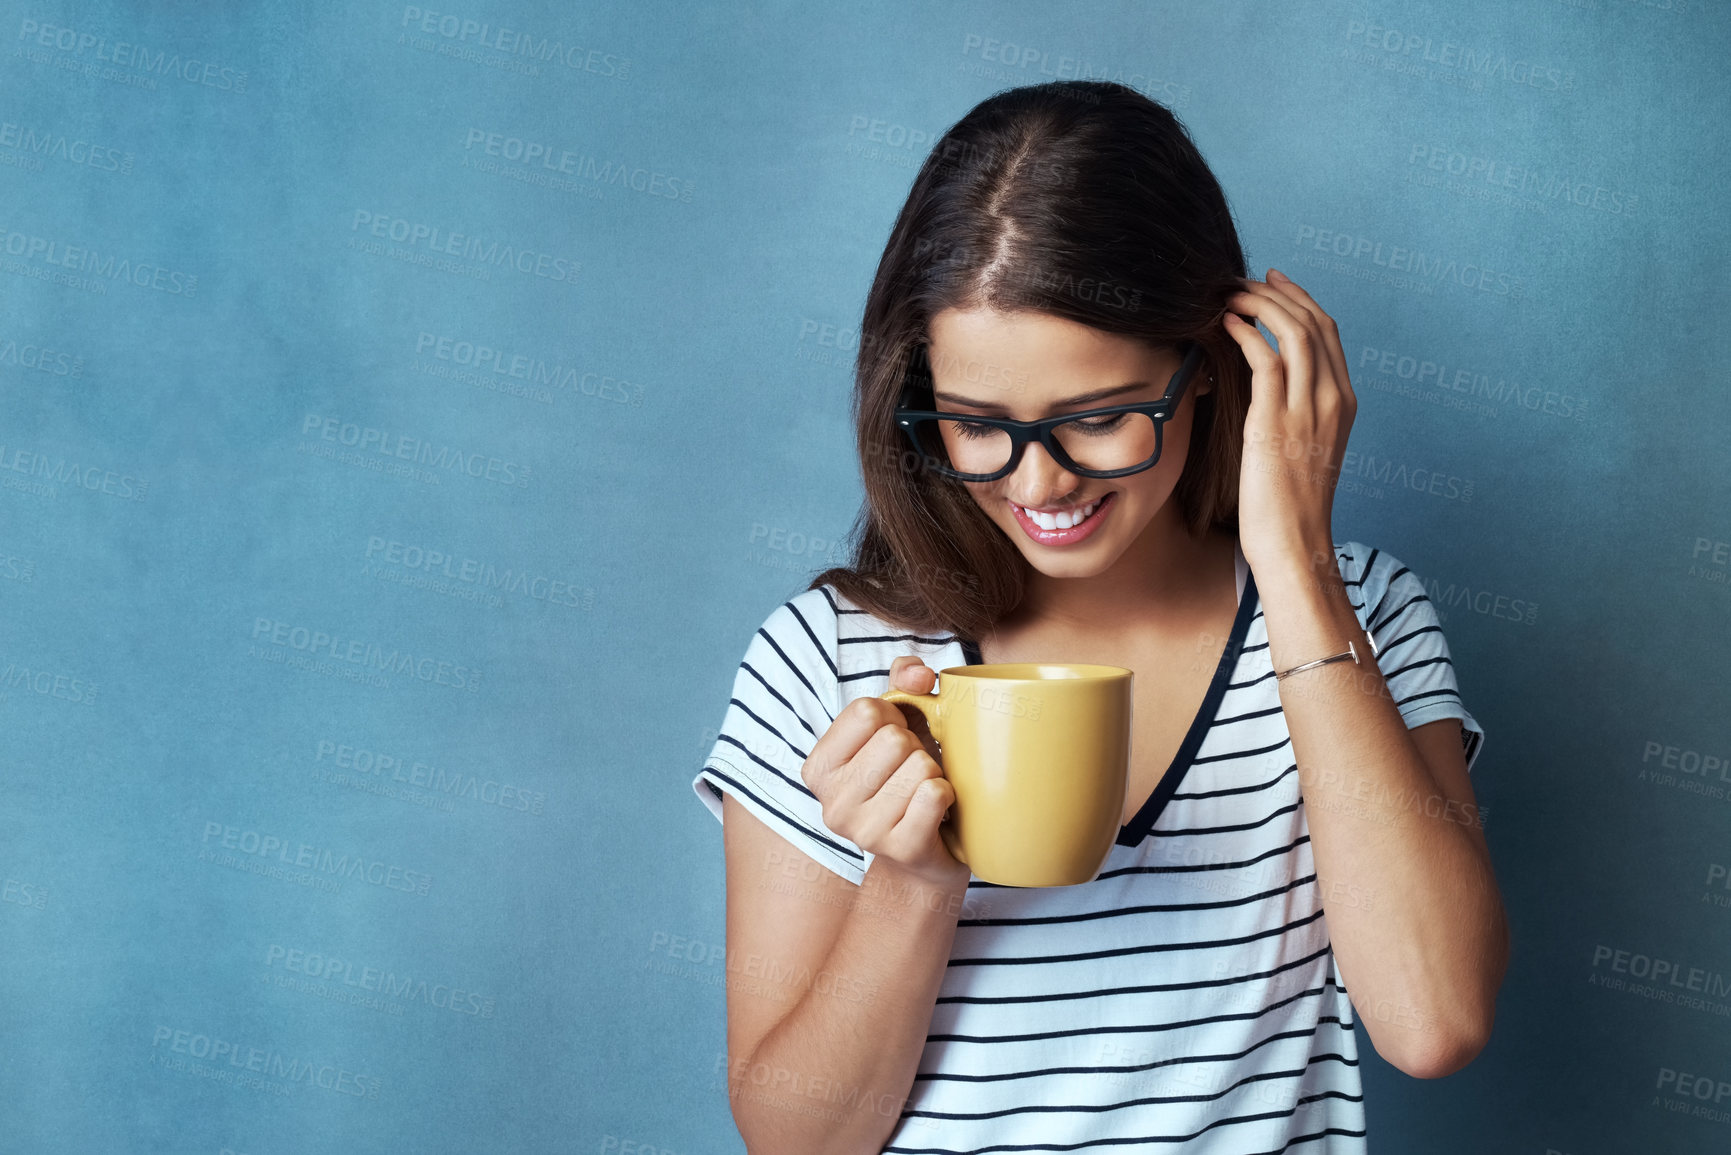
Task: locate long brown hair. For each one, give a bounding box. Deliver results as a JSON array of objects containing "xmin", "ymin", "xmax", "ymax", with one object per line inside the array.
[{"xmin": 809, "ymin": 80, "xmax": 1251, "ymax": 641}]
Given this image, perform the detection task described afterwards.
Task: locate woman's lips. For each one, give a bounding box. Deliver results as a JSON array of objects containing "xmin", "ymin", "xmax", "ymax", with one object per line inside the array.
[{"xmin": 1009, "ymin": 491, "xmax": 1116, "ymax": 546}]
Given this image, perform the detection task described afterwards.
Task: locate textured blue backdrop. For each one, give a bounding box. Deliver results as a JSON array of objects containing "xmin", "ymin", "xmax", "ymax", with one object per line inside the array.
[{"xmin": 2, "ymin": 1, "xmax": 1728, "ymax": 1152}]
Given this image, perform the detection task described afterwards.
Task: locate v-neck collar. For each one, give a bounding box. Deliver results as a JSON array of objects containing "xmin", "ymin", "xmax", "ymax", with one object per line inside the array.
[{"xmin": 956, "ymin": 538, "xmax": 1259, "ymax": 848}]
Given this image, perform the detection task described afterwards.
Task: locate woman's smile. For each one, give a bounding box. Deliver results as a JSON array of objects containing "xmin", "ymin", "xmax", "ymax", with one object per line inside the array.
[{"xmin": 1008, "ymin": 490, "xmax": 1118, "ymax": 545}]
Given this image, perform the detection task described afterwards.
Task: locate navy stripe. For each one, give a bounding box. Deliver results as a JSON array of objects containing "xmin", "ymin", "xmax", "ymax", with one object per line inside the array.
[
  {"xmin": 698, "ymin": 763, "xmax": 863, "ymax": 863},
  {"xmin": 1239, "ymin": 1125, "xmax": 1372, "ymax": 1155},
  {"xmin": 914, "ymin": 1015, "xmax": 1358, "ymax": 1084},
  {"xmin": 1370, "ymin": 589, "xmax": 1425, "ymax": 637},
  {"xmin": 1170, "ymin": 763, "xmax": 1298, "ymax": 801},
  {"xmin": 1362, "ymin": 566, "xmax": 1398, "ymax": 632},
  {"xmin": 1394, "ymin": 687, "xmax": 1462, "ymax": 709},
  {"xmin": 1097, "ymin": 834, "xmax": 1311, "ymax": 878},
  {"xmin": 840, "ymin": 631, "xmax": 958, "ymax": 646},
  {"xmin": 1367, "ymin": 582, "xmax": 1420, "ymax": 632},
  {"xmin": 957, "ymin": 874, "xmax": 1316, "ymax": 928},
  {"xmin": 1382, "ymin": 654, "xmax": 1452, "ymax": 681},
  {"xmin": 1358, "ymin": 547, "xmax": 1382, "ymax": 589},
  {"xmin": 1192, "ymin": 735, "xmax": 1293, "ymax": 765},
  {"xmin": 725, "ymin": 696, "xmax": 809, "ymax": 764},
  {"xmin": 947, "ymin": 907, "xmax": 1325, "ymax": 968},
  {"xmin": 785, "ymin": 598, "xmax": 837, "ymax": 682},
  {"xmin": 967, "ymin": 834, "xmax": 1311, "ymax": 894},
  {"xmin": 1228, "ymin": 666, "xmax": 1280, "ymax": 691},
  {"xmin": 1212, "ymin": 703, "xmax": 1286, "ymax": 727},
  {"xmin": 1154, "ymin": 800, "xmax": 1302, "ymax": 839},
  {"xmin": 1373, "ymin": 623, "xmax": 1442, "ymax": 657},
  {"xmin": 740, "ymin": 660, "xmax": 820, "ymax": 740},
  {"xmin": 925, "ymin": 977, "xmax": 1339, "ymax": 1046},
  {"xmin": 904, "ymin": 1051, "xmax": 1356, "ymax": 1124},
  {"xmin": 886, "ymin": 1111, "xmax": 1362, "ymax": 1154},
  {"xmin": 711, "ymin": 732, "xmax": 815, "ymax": 802},
  {"xmin": 754, "ymin": 624, "xmax": 835, "ymax": 724},
  {"xmin": 894, "ymin": 1057, "xmax": 1363, "ymax": 1151},
  {"xmin": 935, "ymin": 944, "xmax": 1334, "ymax": 1006}
]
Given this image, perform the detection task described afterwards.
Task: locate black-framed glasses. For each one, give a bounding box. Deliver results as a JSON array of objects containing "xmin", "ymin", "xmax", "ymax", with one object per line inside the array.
[{"xmin": 893, "ymin": 341, "xmax": 1204, "ymax": 482}]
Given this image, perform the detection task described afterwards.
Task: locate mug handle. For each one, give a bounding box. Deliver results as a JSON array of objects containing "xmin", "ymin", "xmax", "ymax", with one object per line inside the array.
[{"xmin": 880, "ymin": 687, "xmax": 967, "ymax": 867}]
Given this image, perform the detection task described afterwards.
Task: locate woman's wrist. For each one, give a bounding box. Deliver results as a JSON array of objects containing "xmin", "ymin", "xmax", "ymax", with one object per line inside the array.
[
  {"xmin": 1257, "ymin": 556, "xmax": 1368, "ymax": 677},
  {"xmin": 1245, "ymin": 536, "xmax": 1341, "ymax": 599},
  {"xmin": 861, "ymin": 856, "xmax": 973, "ymax": 922}
]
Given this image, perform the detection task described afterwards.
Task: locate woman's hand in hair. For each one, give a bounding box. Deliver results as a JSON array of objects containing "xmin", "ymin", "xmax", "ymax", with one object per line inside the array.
[{"xmin": 1221, "ymin": 270, "xmax": 1358, "ymax": 581}]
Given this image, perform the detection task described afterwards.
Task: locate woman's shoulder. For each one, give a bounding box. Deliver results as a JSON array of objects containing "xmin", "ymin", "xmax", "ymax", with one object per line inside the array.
[
  {"xmin": 1326, "ymin": 538, "xmax": 1454, "ymax": 645},
  {"xmin": 820, "ymin": 583, "xmax": 967, "ymax": 644},
  {"xmin": 778, "ymin": 584, "xmax": 843, "ymax": 633},
  {"xmin": 1326, "ymin": 537, "xmax": 1467, "ymax": 669},
  {"xmin": 745, "ymin": 586, "xmax": 844, "ymax": 685},
  {"xmin": 812, "ymin": 582, "xmax": 971, "ymax": 697},
  {"xmin": 1330, "ymin": 538, "xmax": 1425, "ymax": 595},
  {"xmin": 745, "ymin": 583, "xmax": 948, "ymax": 696}
]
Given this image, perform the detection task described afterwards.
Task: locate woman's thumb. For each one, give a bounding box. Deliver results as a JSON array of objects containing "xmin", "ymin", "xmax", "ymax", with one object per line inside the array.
[{"xmin": 895, "ymin": 657, "xmax": 933, "ymax": 691}]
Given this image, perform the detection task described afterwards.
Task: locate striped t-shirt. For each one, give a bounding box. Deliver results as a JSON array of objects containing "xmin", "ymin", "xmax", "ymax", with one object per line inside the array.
[{"xmin": 692, "ymin": 538, "xmax": 1485, "ymax": 1153}]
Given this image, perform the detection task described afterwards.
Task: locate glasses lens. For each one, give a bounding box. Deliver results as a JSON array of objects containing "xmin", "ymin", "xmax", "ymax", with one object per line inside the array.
[
  {"xmin": 1052, "ymin": 411, "xmax": 1160, "ymax": 472},
  {"xmin": 918, "ymin": 418, "xmax": 1014, "ymax": 477}
]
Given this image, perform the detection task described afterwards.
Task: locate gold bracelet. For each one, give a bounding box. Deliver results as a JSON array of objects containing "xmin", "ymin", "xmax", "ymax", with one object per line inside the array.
[{"xmin": 1274, "ymin": 633, "xmax": 1379, "ymax": 680}]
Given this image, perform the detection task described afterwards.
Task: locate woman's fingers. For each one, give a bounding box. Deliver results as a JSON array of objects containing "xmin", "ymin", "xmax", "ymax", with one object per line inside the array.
[
  {"xmin": 1227, "ymin": 283, "xmax": 1316, "ymax": 420},
  {"xmin": 1240, "ymin": 281, "xmax": 1319, "ymax": 428},
  {"xmin": 1221, "ymin": 311, "xmax": 1286, "ymax": 412},
  {"xmin": 886, "ymin": 655, "xmax": 940, "ymax": 758},
  {"xmin": 1264, "ymin": 270, "xmax": 1354, "ymax": 410},
  {"xmin": 889, "ymin": 775, "xmax": 957, "ymax": 859},
  {"xmin": 1259, "ymin": 269, "xmax": 1330, "ymax": 335}
]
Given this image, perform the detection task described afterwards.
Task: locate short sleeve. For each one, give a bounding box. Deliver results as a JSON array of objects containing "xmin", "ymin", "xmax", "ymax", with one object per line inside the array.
[
  {"xmin": 1337, "ymin": 541, "xmax": 1486, "ymax": 773},
  {"xmin": 690, "ymin": 587, "xmax": 871, "ymax": 885}
]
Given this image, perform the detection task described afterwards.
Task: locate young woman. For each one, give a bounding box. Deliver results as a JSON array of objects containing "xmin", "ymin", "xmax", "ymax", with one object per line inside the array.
[{"xmin": 691, "ymin": 80, "xmax": 1507, "ymax": 1154}]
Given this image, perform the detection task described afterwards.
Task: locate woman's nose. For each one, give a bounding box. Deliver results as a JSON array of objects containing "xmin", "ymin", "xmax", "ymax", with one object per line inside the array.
[{"xmin": 1005, "ymin": 441, "xmax": 1081, "ymax": 505}]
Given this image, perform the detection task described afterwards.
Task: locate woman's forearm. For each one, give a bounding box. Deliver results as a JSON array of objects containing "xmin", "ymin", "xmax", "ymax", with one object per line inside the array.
[
  {"xmin": 1258, "ymin": 555, "xmax": 1509, "ymax": 1078},
  {"xmin": 731, "ymin": 859, "xmax": 967, "ymax": 1154}
]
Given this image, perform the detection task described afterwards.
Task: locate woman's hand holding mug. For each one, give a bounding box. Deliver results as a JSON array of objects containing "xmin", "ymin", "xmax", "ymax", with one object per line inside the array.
[{"xmin": 800, "ymin": 655, "xmax": 971, "ymax": 892}]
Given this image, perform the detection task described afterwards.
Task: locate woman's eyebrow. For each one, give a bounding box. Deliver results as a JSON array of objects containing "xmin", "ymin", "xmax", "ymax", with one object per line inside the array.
[{"xmin": 933, "ymin": 380, "xmax": 1153, "ymax": 411}]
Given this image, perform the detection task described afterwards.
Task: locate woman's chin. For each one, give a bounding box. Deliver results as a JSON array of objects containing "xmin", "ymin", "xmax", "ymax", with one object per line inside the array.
[{"xmin": 1005, "ymin": 530, "xmax": 1127, "ymax": 578}]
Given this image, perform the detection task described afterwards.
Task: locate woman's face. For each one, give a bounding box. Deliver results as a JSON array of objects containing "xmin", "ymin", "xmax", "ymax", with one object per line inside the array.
[{"xmin": 925, "ymin": 306, "xmax": 1210, "ymax": 579}]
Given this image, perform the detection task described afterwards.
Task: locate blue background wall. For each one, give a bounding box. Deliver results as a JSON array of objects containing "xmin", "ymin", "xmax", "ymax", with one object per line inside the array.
[{"xmin": 2, "ymin": 1, "xmax": 1727, "ymax": 1152}]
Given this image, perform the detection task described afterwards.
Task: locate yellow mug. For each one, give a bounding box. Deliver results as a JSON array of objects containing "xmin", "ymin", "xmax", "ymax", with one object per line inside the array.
[{"xmin": 882, "ymin": 662, "xmax": 1133, "ymax": 887}]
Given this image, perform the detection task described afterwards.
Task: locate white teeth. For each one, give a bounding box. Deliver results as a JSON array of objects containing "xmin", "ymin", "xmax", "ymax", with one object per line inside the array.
[{"xmin": 1019, "ymin": 498, "xmax": 1099, "ymax": 531}]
